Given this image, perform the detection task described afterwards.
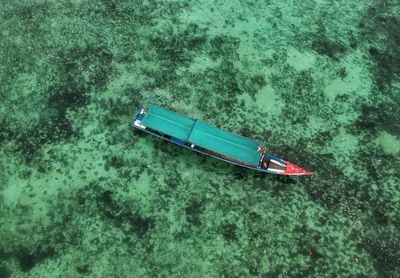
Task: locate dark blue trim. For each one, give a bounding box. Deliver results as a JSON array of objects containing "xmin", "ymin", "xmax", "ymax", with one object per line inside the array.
[
  {"xmin": 266, "ymin": 154, "xmax": 286, "ymax": 165},
  {"xmin": 170, "ymin": 137, "xmax": 185, "ymax": 145}
]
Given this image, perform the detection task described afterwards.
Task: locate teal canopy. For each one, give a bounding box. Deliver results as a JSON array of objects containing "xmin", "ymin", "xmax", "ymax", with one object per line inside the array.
[
  {"xmin": 188, "ymin": 120, "xmax": 262, "ymax": 165},
  {"xmin": 141, "ymin": 105, "xmax": 263, "ymax": 165},
  {"xmin": 141, "ymin": 105, "xmax": 196, "ymax": 141}
]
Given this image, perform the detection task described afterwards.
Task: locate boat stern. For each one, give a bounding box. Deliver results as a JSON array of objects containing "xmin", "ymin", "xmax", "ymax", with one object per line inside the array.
[{"xmin": 131, "ymin": 106, "xmax": 147, "ymax": 129}]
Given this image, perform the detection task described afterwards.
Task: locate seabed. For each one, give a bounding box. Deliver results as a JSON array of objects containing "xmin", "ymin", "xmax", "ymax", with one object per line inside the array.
[{"xmin": 0, "ymin": 0, "xmax": 399, "ymax": 277}]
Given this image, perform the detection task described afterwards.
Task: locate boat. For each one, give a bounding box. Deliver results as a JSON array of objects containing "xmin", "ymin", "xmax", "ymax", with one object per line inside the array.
[{"xmin": 131, "ymin": 104, "xmax": 313, "ymax": 175}]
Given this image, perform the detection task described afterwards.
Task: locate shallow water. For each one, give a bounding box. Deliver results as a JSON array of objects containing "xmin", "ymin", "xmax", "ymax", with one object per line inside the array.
[{"xmin": 1, "ymin": 0, "xmax": 399, "ymax": 277}]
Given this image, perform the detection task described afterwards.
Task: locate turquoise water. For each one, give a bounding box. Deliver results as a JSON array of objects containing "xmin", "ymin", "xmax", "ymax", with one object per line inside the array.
[{"xmin": 1, "ymin": 0, "xmax": 399, "ymax": 276}]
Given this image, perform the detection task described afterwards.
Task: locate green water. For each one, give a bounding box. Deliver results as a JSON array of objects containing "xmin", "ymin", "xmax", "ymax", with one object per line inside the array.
[{"xmin": 1, "ymin": 0, "xmax": 399, "ymax": 277}]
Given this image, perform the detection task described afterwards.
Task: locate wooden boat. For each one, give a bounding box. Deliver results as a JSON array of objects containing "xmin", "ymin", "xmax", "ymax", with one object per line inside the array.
[{"xmin": 131, "ymin": 105, "xmax": 313, "ymax": 175}]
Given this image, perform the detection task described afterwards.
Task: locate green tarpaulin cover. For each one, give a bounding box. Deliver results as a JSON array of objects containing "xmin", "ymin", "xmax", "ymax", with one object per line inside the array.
[
  {"xmin": 188, "ymin": 120, "xmax": 262, "ymax": 165},
  {"xmin": 141, "ymin": 105, "xmax": 196, "ymax": 141},
  {"xmin": 141, "ymin": 105, "xmax": 262, "ymax": 165}
]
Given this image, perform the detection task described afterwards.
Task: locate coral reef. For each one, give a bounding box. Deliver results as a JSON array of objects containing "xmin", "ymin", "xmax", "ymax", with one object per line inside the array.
[{"xmin": 0, "ymin": 0, "xmax": 399, "ymax": 276}]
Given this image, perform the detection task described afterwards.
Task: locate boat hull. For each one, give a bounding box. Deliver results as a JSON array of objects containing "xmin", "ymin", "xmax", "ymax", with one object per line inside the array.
[{"xmin": 131, "ymin": 109, "xmax": 312, "ymax": 176}]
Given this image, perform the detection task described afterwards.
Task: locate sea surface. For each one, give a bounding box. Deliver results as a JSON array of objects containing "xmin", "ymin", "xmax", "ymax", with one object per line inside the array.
[{"xmin": 1, "ymin": 0, "xmax": 399, "ymax": 277}]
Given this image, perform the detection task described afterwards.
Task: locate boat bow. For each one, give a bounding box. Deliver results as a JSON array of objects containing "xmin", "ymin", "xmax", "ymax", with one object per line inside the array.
[{"xmin": 282, "ymin": 160, "xmax": 313, "ymax": 175}]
